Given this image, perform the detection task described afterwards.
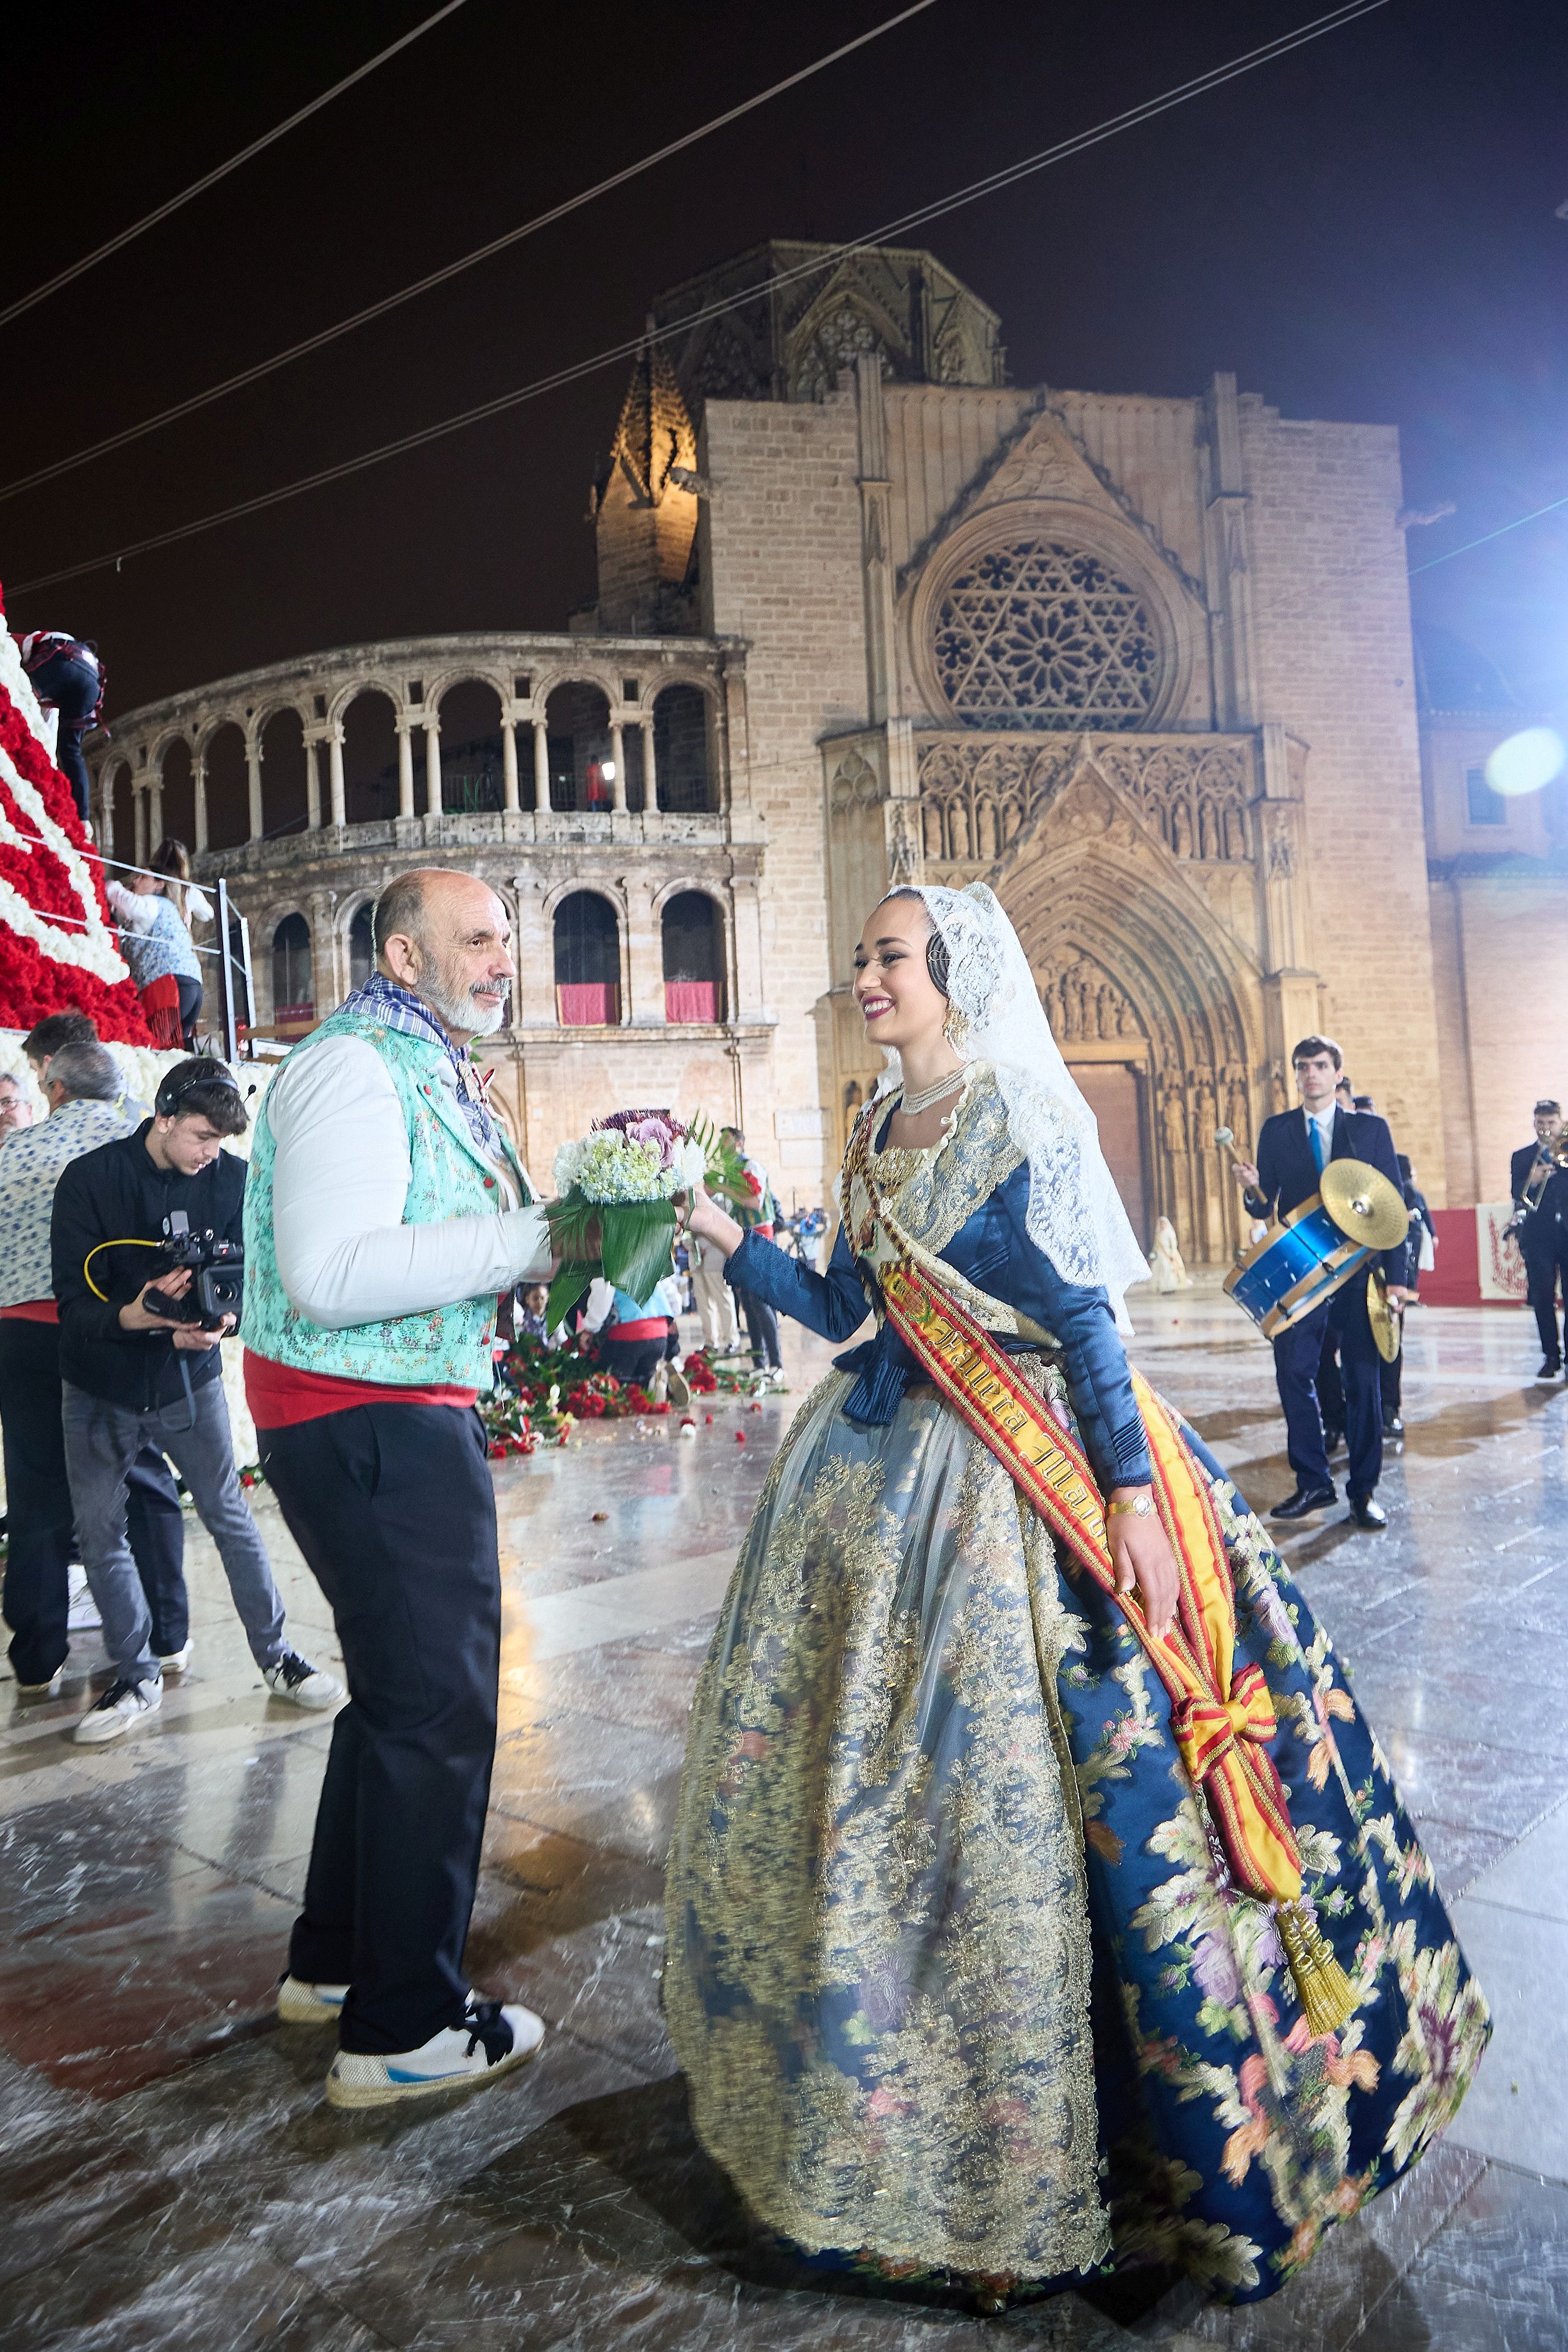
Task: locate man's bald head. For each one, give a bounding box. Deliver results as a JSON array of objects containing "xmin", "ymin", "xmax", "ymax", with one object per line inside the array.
[
  {"xmin": 373, "ymin": 868, "xmax": 496, "ymax": 958},
  {"xmin": 372, "ymin": 867, "xmax": 514, "ymax": 1044}
]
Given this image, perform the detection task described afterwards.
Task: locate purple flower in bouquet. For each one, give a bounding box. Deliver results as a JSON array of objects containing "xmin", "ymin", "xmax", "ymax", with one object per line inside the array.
[{"xmin": 594, "ymin": 1108, "xmax": 683, "ymax": 1169}]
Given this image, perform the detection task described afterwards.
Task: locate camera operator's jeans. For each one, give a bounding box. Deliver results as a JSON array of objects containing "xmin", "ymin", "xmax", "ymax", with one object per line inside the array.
[{"xmin": 62, "ymin": 1377, "xmax": 286, "ymax": 1689}]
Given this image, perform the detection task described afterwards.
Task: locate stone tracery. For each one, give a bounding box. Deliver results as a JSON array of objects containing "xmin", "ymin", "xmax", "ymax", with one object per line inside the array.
[{"xmin": 932, "ymin": 540, "xmax": 1162, "ymax": 730}]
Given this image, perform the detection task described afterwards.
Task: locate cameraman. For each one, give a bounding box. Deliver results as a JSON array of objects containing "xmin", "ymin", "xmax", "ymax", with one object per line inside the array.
[
  {"xmin": 0, "ymin": 1041, "xmax": 189, "ymax": 1698},
  {"xmin": 51, "ymin": 1057, "xmax": 340, "ymax": 1745}
]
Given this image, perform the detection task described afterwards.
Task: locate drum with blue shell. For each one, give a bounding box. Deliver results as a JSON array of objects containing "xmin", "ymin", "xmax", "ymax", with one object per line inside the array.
[{"xmin": 1223, "ymin": 1197, "xmax": 1372, "ymax": 1339}]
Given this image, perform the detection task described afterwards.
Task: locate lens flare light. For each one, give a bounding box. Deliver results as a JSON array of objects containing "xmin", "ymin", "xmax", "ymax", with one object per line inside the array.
[{"xmin": 1484, "ymin": 727, "xmax": 1566, "ymax": 798}]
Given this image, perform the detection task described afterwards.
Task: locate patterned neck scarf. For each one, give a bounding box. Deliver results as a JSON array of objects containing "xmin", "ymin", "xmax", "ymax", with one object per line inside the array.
[{"xmin": 347, "ymin": 973, "xmax": 501, "ymax": 1155}]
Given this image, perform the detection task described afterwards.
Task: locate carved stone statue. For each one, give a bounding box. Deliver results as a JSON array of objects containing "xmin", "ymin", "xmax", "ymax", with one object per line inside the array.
[
  {"xmin": 1161, "ymin": 1088, "xmax": 1189, "ymax": 1155},
  {"xmin": 1149, "ymin": 1215, "xmax": 1193, "ymax": 1292}
]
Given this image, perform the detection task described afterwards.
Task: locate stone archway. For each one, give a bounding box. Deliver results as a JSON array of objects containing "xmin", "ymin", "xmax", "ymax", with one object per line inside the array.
[{"xmin": 993, "ymin": 768, "xmax": 1265, "ymax": 1267}]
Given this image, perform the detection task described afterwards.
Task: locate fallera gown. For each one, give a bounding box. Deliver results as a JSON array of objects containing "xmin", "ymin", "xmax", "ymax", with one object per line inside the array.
[{"xmin": 663, "ymin": 1070, "xmax": 1488, "ymax": 2300}]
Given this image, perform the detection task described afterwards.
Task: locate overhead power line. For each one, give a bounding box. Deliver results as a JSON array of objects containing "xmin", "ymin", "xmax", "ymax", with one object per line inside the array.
[
  {"xmin": 9, "ymin": 0, "xmax": 1392, "ymax": 601},
  {"xmin": 0, "ymin": 0, "xmax": 472, "ymax": 331},
  {"xmin": 0, "ymin": 0, "xmax": 938, "ymax": 507},
  {"xmin": 1409, "ymin": 492, "xmax": 1568, "ymax": 575}
]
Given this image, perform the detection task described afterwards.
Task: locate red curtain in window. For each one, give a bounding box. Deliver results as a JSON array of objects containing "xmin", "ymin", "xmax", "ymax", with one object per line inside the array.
[
  {"xmin": 663, "ymin": 980, "xmax": 718, "ymax": 1023},
  {"xmin": 557, "ymin": 983, "xmax": 619, "ymax": 1027}
]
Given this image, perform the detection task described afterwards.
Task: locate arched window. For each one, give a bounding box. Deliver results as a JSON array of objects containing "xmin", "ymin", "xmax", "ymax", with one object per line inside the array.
[
  {"xmin": 653, "ymin": 684, "xmax": 711, "ymax": 812},
  {"xmin": 553, "ymin": 892, "xmax": 620, "ymax": 1026},
  {"xmin": 661, "ymin": 891, "xmax": 724, "ymax": 1023},
  {"xmin": 348, "ymin": 903, "xmax": 374, "ymax": 992},
  {"xmin": 543, "ymin": 683, "xmax": 612, "ymax": 813},
  {"xmin": 272, "ymin": 913, "xmax": 314, "ymax": 1034},
  {"xmin": 436, "ymin": 679, "xmax": 504, "ymax": 813}
]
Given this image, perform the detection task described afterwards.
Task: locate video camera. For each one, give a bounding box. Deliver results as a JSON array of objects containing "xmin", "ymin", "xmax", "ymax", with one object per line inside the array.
[{"xmin": 142, "ymin": 1210, "xmax": 245, "ymax": 1332}]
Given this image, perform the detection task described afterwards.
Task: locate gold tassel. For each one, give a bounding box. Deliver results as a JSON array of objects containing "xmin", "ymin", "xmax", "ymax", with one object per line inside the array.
[{"xmin": 1276, "ymin": 1900, "xmax": 1358, "ymax": 2036}]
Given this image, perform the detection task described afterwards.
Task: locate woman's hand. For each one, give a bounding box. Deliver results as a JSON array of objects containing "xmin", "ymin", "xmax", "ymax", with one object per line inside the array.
[
  {"xmin": 679, "ymin": 1184, "xmax": 745, "ymax": 1259},
  {"xmin": 1108, "ymin": 1491, "xmax": 1179, "ymax": 1640}
]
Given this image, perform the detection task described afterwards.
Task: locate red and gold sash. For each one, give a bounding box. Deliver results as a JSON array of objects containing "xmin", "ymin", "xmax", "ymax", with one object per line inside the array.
[{"xmin": 878, "ymin": 1254, "xmax": 1355, "ymax": 2032}]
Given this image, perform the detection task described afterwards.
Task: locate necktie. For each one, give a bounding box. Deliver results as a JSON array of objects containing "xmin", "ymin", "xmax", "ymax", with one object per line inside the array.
[{"xmin": 1310, "ymin": 1118, "xmax": 1327, "ymax": 1173}]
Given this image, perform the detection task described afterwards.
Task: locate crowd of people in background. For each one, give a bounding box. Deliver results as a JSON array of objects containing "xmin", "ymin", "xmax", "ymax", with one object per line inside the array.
[{"xmin": 0, "ymin": 1011, "xmax": 340, "ymax": 1741}]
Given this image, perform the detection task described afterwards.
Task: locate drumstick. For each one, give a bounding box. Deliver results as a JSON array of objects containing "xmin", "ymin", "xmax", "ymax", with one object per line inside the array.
[{"xmin": 1214, "ymin": 1126, "xmax": 1247, "ymax": 1166}]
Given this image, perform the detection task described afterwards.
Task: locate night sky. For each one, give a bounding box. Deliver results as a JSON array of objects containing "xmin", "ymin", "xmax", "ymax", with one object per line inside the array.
[{"xmin": 6, "ymin": 0, "xmax": 1567, "ymax": 718}]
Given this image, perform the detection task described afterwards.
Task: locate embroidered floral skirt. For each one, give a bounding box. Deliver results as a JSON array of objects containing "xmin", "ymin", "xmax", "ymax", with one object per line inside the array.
[{"xmin": 664, "ymin": 1367, "xmax": 1490, "ymax": 2300}]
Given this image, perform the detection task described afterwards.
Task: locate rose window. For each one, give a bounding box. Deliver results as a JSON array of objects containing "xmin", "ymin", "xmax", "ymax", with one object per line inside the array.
[{"xmin": 932, "ymin": 540, "xmax": 1161, "ymax": 731}]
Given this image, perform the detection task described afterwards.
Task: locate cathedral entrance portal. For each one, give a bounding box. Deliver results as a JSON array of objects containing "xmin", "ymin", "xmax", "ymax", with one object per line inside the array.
[{"xmin": 1068, "ymin": 1062, "xmax": 1150, "ymax": 1248}]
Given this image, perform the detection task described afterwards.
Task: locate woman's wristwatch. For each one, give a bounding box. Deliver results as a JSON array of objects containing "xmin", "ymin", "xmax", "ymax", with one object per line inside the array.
[{"xmin": 1107, "ymin": 1492, "xmax": 1155, "ymax": 1519}]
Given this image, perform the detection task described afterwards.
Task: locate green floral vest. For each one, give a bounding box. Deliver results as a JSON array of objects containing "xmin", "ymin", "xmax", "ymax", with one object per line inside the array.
[{"xmin": 241, "ymin": 1005, "xmax": 530, "ymax": 1391}]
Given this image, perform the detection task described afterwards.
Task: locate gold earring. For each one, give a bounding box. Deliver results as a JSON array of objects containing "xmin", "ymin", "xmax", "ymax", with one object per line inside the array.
[{"xmin": 943, "ymin": 1004, "xmax": 968, "ymax": 1051}]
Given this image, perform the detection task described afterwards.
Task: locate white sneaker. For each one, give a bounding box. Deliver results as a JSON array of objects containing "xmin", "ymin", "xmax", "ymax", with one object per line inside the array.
[
  {"xmin": 70, "ymin": 1675, "xmax": 162, "ymax": 1745},
  {"xmin": 278, "ymin": 1975, "xmax": 349, "ymax": 2025},
  {"xmin": 264, "ymin": 1650, "xmax": 343, "ymax": 1710},
  {"xmin": 15, "ymin": 1668, "xmax": 65, "ymax": 1700},
  {"xmin": 157, "ymin": 1642, "xmax": 193, "ymax": 1675},
  {"xmin": 66, "ymin": 1565, "xmax": 101, "ymax": 1632},
  {"xmin": 324, "ymin": 1998, "xmax": 544, "ymax": 2110}
]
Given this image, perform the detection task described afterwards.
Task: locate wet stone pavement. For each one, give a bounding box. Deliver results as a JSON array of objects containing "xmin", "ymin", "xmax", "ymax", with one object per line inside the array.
[{"xmin": 1, "ymin": 1292, "xmax": 1565, "ymax": 2351}]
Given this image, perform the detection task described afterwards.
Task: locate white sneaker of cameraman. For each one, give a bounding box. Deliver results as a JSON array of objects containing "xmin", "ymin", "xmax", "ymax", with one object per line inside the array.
[
  {"xmin": 263, "ymin": 1649, "xmax": 343, "ymax": 1710},
  {"xmin": 71, "ymin": 1674, "xmax": 162, "ymax": 1745},
  {"xmin": 325, "ymin": 1996, "xmax": 544, "ymax": 2109}
]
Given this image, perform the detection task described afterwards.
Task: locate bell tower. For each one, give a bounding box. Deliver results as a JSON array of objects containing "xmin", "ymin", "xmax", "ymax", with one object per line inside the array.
[{"xmin": 591, "ymin": 330, "xmax": 701, "ymax": 634}]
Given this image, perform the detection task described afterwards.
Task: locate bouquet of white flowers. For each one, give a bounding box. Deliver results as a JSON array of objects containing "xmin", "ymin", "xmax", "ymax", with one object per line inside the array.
[{"xmin": 547, "ymin": 1109, "xmax": 708, "ymax": 1326}]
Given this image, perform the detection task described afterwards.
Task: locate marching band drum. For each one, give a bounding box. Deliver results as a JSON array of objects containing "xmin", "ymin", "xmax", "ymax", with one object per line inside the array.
[{"xmin": 1213, "ymin": 1130, "xmax": 1410, "ymax": 1350}]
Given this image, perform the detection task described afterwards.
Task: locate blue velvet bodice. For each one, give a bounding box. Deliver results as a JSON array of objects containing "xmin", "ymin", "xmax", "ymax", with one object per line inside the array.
[{"xmin": 726, "ymin": 1150, "xmax": 1152, "ymax": 1491}]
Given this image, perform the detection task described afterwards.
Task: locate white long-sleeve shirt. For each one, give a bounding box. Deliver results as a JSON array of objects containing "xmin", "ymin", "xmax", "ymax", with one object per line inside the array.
[{"xmin": 263, "ymin": 1034, "xmax": 552, "ymax": 1331}]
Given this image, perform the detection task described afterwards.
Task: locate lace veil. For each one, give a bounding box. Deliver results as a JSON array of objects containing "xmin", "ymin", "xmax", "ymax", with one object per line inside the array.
[{"xmin": 877, "ymin": 882, "xmax": 1149, "ymax": 1321}]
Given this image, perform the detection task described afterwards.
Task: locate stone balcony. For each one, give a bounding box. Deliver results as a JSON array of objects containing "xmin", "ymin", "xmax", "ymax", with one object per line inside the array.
[{"xmin": 198, "ymin": 801, "xmax": 733, "ymax": 883}]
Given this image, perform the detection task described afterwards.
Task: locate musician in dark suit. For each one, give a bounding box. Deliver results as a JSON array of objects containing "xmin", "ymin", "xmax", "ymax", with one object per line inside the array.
[
  {"xmin": 1231, "ymin": 1035, "xmax": 1411, "ymax": 1529},
  {"xmin": 1509, "ymin": 1099, "xmax": 1568, "ymax": 1377}
]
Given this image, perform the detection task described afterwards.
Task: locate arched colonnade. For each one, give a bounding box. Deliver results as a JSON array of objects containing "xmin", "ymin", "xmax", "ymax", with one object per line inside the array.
[
  {"xmin": 248, "ymin": 872, "xmax": 737, "ymax": 1038},
  {"xmin": 91, "ymin": 641, "xmax": 729, "ymax": 867}
]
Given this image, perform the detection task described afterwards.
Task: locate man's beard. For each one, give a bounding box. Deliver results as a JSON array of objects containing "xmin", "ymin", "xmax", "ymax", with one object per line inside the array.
[{"xmin": 418, "ymin": 956, "xmax": 509, "ymax": 1038}]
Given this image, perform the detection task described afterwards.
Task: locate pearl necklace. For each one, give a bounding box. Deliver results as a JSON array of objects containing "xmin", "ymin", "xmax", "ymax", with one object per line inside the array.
[{"xmin": 898, "ymin": 1067, "xmax": 967, "ymax": 1116}]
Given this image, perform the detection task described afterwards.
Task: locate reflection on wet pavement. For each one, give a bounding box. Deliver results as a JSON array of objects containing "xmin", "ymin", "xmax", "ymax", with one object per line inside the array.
[{"xmin": 2, "ymin": 1295, "xmax": 1564, "ymax": 2349}]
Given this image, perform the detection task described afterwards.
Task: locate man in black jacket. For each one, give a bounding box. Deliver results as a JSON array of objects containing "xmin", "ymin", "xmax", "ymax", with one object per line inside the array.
[
  {"xmin": 1230, "ymin": 1035, "xmax": 1411, "ymax": 1529},
  {"xmin": 1509, "ymin": 1099, "xmax": 1568, "ymax": 1377},
  {"xmin": 51, "ymin": 1057, "xmax": 340, "ymax": 1745}
]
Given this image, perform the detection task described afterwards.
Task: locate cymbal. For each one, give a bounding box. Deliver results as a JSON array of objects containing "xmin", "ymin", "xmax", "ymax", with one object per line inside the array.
[
  {"xmin": 1319, "ymin": 1157, "xmax": 1410, "ymax": 1250},
  {"xmin": 1366, "ymin": 1268, "xmax": 1402, "ymax": 1363}
]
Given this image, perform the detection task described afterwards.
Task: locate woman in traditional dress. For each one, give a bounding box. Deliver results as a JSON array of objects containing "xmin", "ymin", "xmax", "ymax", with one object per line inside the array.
[{"xmin": 666, "ymin": 881, "xmax": 1487, "ymax": 2310}]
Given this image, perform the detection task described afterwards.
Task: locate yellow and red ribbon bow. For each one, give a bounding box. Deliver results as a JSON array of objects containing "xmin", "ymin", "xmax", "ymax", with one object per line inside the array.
[{"xmin": 1170, "ymin": 1662, "xmax": 1278, "ymax": 1787}]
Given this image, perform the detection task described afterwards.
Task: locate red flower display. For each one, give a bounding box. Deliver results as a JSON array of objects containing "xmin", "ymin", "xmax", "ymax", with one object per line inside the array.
[{"xmin": 0, "ymin": 605, "xmax": 150, "ymax": 1042}]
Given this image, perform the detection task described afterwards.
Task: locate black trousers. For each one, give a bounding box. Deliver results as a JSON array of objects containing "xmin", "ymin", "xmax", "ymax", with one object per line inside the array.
[
  {"xmin": 1316, "ymin": 1325, "xmax": 1344, "ymax": 1437},
  {"xmin": 735, "ymin": 1285, "xmax": 781, "ymax": 1369},
  {"xmin": 0, "ymin": 1319, "xmax": 186, "ymax": 1684},
  {"xmin": 259, "ymin": 1402, "xmax": 500, "ymax": 2054},
  {"xmin": 28, "ymin": 649, "xmax": 100, "ymax": 825},
  {"xmin": 175, "ymin": 972, "xmax": 203, "ymax": 1049},
  {"xmin": 1272, "ymin": 1278, "xmax": 1384, "ymax": 1502},
  {"xmin": 598, "ymin": 1336, "xmax": 663, "ymax": 1388},
  {"xmin": 1522, "ymin": 1236, "xmax": 1567, "ymax": 1365}
]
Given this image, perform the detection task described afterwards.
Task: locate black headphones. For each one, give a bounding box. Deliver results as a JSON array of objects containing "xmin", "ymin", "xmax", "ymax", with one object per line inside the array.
[{"xmin": 153, "ymin": 1059, "xmax": 243, "ymax": 1119}]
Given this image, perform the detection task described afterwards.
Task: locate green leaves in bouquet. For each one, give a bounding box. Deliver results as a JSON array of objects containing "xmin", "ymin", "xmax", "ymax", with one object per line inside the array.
[
  {"xmin": 685, "ymin": 1110, "xmax": 745, "ymax": 1195},
  {"xmin": 600, "ymin": 1195, "xmax": 679, "ymax": 1297},
  {"xmin": 543, "ymin": 1186, "xmax": 677, "ymax": 1327},
  {"xmin": 543, "ymin": 1191, "xmax": 598, "ymax": 1329},
  {"xmin": 544, "ymin": 1259, "xmax": 595, "ymax": 1329}
]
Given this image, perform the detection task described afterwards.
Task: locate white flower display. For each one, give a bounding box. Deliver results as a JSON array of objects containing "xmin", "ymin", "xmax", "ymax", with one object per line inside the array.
[
  {"xmin": 573, "ymin": 1132, "xmax": 666, "ymax": 1203},
  {"xmin": 670, "ymin": 1136, "xmax": 707, "ymax": 1193}
]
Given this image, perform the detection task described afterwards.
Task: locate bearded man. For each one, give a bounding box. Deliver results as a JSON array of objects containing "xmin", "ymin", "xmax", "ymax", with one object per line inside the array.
[{"xmin": 242, "ymin": 869, "xmax": 552, "ymax": 2107}]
